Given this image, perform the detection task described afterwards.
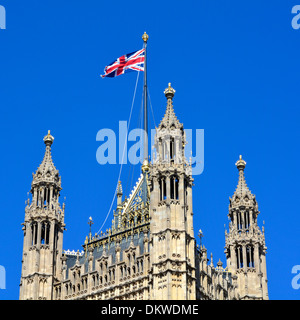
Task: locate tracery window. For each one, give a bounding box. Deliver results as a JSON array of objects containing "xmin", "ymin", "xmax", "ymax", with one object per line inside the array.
[{"xmin": 170, "ymin": 175, "xmax": 179, "ymax": 200}]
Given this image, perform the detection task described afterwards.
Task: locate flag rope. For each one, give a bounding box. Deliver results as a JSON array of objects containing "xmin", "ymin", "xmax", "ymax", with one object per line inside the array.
[
  {"xmin": 125, "ymin": 90, "xmax": 144, "ymax": 197},
  {"xmin": 148, "ymin": 87, "xmax": 157, "ymax": 129},
  {"xmin": 96, "ymin": 71, "xmax": 141, "ymax": 235}
]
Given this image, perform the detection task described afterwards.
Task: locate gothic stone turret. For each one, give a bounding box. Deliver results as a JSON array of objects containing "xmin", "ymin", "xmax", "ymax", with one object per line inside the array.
[
  {"xmin": 149, "ymin": 83, "xmax": 196, "ymax": 300},
  {"xmin": 19, "ymin": 131, "xmax": 65, "ymax": 300},
  {"xmin": 19, "ymin": 87, "xmax": 269, "ymax": 301},
  {"xmin": 224, "ymin": 156, "xmax": 268, "ymax": 300}
]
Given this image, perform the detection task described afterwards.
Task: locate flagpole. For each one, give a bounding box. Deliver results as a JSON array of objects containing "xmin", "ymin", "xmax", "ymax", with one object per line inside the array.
[{"xmin": 142, "ymin": 32, "xmax": 149, "ymax": 172}]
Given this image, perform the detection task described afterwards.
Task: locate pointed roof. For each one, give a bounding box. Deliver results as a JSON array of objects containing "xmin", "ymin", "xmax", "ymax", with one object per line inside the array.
[
  {"xmin": 233, "ymin": 155, "xmax": 252, "ymax": 197},
  {"xmin": 38, "ymin": 131, "xmax": 57, "ymax": 173},
  {"xmin": 31, "ymin": 131, "xmax": 61, "ymax": 188},
  {"xmin": 158, "ymin": 83, "xmax": 183, "ymax": 130},
  {"xmin": 116, "ymin": 180, "xmax": 123, "ymax": 195},
  {"xmin": 229, "ymin": 155, "xmax": 259, "ymax": 211}
]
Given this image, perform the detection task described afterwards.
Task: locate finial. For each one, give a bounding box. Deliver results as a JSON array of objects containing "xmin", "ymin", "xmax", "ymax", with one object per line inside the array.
[
  {"xmin": 76, "ymin": 250, "xmax": 80, "ymax": 264},
  {"xmin": 164, "ymin": 82, "xmax": 175, "ymax": 100},
  {"xmin": 198, "ymin": 229, "xmax": 203, "ymax": 247},
  {"xmin": 235, "ymin": 154, "xmax": 246, "ymax": 171},
  {"xmin": 88, "ymin": 216, "xmax": 94, "ymax": 241},
  {"xmin": 142, "ymin": 159, "xmax": 150, "ymax": 173},
  {"xmin": 217, "ymin": 259, "xmax": 223, "ymax": 267},
  {"xmin": 117, "ymin": 180, "xmax": 123, "ymax": 195},
  {"xmin": 88, "ymin": 216, "xmax": 94, "ymax": 227},
  {"xmin": 43, "ymin": 130, "xmax": 54, "ymax": 146},
  {"xmin": 142, "ymin": 32, "xmax": 149, "ymax": 43}
]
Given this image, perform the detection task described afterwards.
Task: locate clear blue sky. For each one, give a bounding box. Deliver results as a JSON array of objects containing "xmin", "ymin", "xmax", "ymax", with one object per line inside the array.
[{"xmin": 0, "ymin": 0, "xmax": 299, "ymax": 300}]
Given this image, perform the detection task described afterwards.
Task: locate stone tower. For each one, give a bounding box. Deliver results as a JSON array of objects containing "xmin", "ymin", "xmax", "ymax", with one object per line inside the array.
[
  {"xmin": 149, "ymin": 83, "xmax": 196, "ymax": 300},
  {"xmin": 224, "ymin": 156, "xmax": 268, "ymax": 300},
  {"xmin": 19, "ymin": 131, "xmax": 65, "ymax": 300}
]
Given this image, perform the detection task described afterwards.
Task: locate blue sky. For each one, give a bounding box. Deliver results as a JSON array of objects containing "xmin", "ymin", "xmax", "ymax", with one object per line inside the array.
[{"xmin": 0, "ymin": 0, "xmax": 300, "ymax": 300}]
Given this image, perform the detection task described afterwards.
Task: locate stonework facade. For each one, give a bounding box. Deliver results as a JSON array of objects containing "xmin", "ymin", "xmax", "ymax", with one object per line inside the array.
[{"xmin": 19, "ymin": 84, "xmax": 268, "ymax": 300}]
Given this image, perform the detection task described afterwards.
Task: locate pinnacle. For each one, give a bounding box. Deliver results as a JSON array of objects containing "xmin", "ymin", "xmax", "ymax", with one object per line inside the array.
[
  {"xmin": 232, "ymin": 156, "xmax": 253, "ymax": 198},
  {"xmin": 38, "ymin": 145, "xmax": 57, "ymax": 174},
  {"xmin": 32, "ymin": 131, "xmax": 60, "ymax": 186},
  {"xmin": 158, "ymin": 83, "xmax": 182, "ymax": 130},
  {"xmin": 117, "ymin": 180, "xmax": 123, "ymax": 195},
  {"xmin": 235, "ymin": 170, "xmax": 249, "ymax": 195}
]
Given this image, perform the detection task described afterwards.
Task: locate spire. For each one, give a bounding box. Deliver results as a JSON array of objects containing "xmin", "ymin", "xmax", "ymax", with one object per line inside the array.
[
  {"xmin": 116, "ymin": 180, "xmax": 123, "ymax": 195},
  {"xmin": 158, "ymin": 83, "xmax": 182, "ymax": 130},
  {"xmin": 217, "ymin": 259, "xmax": 223, "ymax": 268},
  {"xmin": 225, "ymin": 155, "xmax": 269, "ymax": 300},
  {"xmin": 229, "ymin": 155, "xmax": 258, "ymax": 211},
  {"xmin": 233, "ymin": 155, "xmax": 252, "ymax": 198},
  {"xmin": 20, "ymin": 131, "xmax": 65, "ymax": 300},
  {"xmin": 32, "ymin": 131, "xmax": 61, "ymax": 188},
  {"xmin": 88, "ymin": 216, "xmax": 94, "ymax": 242},
  {"xmin": 153, "ymin": 83, "xmax": 187, "ymax": 165},
  {"xmin": 117, "ymin": 180, "xmax": 123, "ymax": 208}
]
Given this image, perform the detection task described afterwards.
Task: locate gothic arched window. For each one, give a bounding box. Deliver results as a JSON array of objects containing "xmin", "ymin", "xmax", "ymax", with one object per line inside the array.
[
  {"xmin": 170, "ymin": 175, "xmax": 179, "ymax": 200},
  {"xmin": 159, "ymin": 177, "xmax": 166, "ymax": 201},
  {"xmin": 40, "ymin": 221, "xmax": 50, "ymax": 245},
  {"xmin": 236, "ymin": 246, "xmax": 243, "ymax": 269},
  {"xmin": 244, "ymin": 211, "xmax": 250, "ymax": 230},
  {"xmin": 31, "ymin": 222, "xmax": 38, "ymax": 246},
  {"xmin": 246, "ymin": 245, "xmax": 255, "ymax": 268}
]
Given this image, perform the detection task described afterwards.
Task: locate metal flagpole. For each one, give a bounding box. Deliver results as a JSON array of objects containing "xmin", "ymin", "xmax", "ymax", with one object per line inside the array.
[
  {"xmin": 142, "ymin": 32, "xmax": 149, "ymax": 172},
  {"xmin": 141, "ymin": 32, "xmax": 149, "ymax": 207}
]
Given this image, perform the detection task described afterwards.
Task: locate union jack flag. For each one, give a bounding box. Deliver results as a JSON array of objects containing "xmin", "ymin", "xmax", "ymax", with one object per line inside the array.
[{"xmin": 101, "ymin": 48, "xmax": 145, "ymax": 78}]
